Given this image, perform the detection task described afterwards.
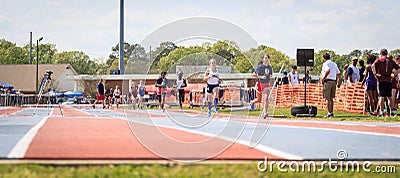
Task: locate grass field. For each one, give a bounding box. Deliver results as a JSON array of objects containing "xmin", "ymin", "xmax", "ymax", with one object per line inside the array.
[{"xmin": 0, "ymin": 164, "xmax": 398, "ymax": 178}]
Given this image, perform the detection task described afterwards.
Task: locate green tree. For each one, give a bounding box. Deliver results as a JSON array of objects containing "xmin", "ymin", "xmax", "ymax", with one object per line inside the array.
[
  {"xmin": 149, "ymin": 42, "xmax": 178, "ymax": 73},
  {"xmin": 54, "ymin": 51, "xmax": 98, "ymax": 74},
  {"xmin": 208, "ymin": 40, "xmax": 252, "ymax": 73},
  {"xmin": 157, "ymin": 46, "xmax": 205, "ymax": 73},
  {"xmin": 348, "ymin": 49, "xmax": 362, "ymax": 58},
  {"xmin": 361, "ymin": 49, "xmax": 374, "ymax": 60},
  {"xmin": 21, "ymin": 43, "xmax": 58, "ymax": 64},
  {"xmin": 390, "ymin": 49, "xmax": 400, "ymax": 57},
  {"xmin": 0, "ymin": 39, "xmax": 29, "ymax": 64},
  {"xmin": 106, "ymin": 42, "xmax": 140, "ymax": 69},
  {"xmin": 107, "ymin": 58, "xmax": 128, "ymax": 74}
]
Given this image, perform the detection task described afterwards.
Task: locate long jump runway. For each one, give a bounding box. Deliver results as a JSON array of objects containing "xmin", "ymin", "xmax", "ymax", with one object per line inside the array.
[{"xmin": 1, "ymin": 106, "xmax": 400, "ymax": 161}]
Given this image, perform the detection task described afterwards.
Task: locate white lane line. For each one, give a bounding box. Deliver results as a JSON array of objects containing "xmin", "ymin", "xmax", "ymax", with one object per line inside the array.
[
  {"xmin": 269, "ymin": 124, "xmax": 400, "ymax": 138},
  {"xmin": 209, "ymin": 115, "xmax": 400, "ymax": 138},
  {"xmin": 124, "ymin": 118, "xmax": 303, "ymax": 160},
  {"xmin": 7, "ymin": 109, "xmax": 54, "ymax": 158}
]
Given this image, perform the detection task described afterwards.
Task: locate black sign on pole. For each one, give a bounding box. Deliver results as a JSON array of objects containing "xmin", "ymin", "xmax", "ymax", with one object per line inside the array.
[{"xmin": 296, "ymin": 49, "xmax": 314, "ymax": 67}]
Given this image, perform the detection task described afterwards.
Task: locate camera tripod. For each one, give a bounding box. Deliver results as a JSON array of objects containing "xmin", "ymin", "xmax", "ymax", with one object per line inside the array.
[{"xmin": 34, "ymin": 70, "xmax": 63, "ymax": 116}]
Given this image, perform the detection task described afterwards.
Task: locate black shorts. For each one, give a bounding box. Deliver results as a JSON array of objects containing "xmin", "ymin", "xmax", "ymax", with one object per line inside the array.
[
  {"xmin": 157, "ymin": 94, "xmax": 164, "ymax": 102},
  {"xmin": 178, "ymin": 89, "xmax": 185, "ymax": 103},
  {"xmin": 115, "ymin": 95, "xmax": 120, "ymax": 99},
  {"xmin": 378, "ymin": 82, "xmax": 392, "ymax": 97},
  {"xmin": 206, "ymin": 84, "xmax": 219, "ymax": 94}
]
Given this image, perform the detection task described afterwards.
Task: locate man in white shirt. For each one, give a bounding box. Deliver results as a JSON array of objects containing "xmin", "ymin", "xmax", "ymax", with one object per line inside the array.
[{"xmin": 320, "ymin": 53, "xmax": 341, "ymax": 118}]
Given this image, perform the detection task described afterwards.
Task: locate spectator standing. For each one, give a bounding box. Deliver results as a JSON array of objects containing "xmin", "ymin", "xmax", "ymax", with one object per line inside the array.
[
  {"xmin": 320, "ymin": 53, "xmax": 341, "ymax": 118},
  {"xmin": 359, "ymin": 60, "xmax": 366, "ymax": 82},
  {"xmin": 282, "ymin": 71, "xmax": 289, "ymax": 85},
  {"xmin": 303, "ymin": 70, "xmax": 312, "ymax": 84},
  {"xmin": 288, "ymin": 65, "xmax": 300, "ymax": 85},
  {"xmin": 391, "ymin": 55, "xmax": 400, "ymax": 112},
  {"xmin": 361, "ymin": 54, "xmax": 378, "ymax": 115},
  {"xmin": 343, "ymin": 64, "xmax": 349, "ymax": 84},
  {"xmin": 347, "ymin": 57, "xmax": 360, "ymax": 83},
  {"xmin": 372, "ymin": 48, "xmax": 400, "ymax": 116}
]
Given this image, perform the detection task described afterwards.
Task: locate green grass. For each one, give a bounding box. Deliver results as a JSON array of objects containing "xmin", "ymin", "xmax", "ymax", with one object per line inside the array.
[{"xmin": 0, "ymin": 164, "xmax": 398, "ymax": 178}]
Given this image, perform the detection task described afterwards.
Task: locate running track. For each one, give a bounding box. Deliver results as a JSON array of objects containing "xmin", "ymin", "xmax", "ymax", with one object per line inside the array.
[{"xmin": 1, "ymin": 106, "xmax": 400, "ymax": 161}]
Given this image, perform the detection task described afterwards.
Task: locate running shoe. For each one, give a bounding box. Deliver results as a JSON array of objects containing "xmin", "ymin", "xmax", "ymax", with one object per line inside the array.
[
  {"xmin": 214, "ymin": 108, "xmax": 219, "ymax": 113},
  {"xmin": 263, "ymin": 112, "xmax": 268, "ymax": 119},
  {"xmin": 324, "ymin": 113, "xmax": 334, "ymax": 118},
  {"xmin": 250, "ymin": 103, "xmax": 255, "ymax": 111},
  {"xmin": 92, "ymin": 104, "xmax": 95, "ymax": 109},
  {"xmin": 207, "ymin": 109, "xmax": 211, "ymax": 116}
]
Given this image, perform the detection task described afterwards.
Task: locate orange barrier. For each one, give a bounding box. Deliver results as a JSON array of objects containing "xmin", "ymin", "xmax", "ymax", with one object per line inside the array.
[
  {"xmin": 146, "ymin": 82, "xmax": 366, "ymax": 114},
  {"xmin": 274, "ymin": 83, "xmax": 365, "ymax": 114}
]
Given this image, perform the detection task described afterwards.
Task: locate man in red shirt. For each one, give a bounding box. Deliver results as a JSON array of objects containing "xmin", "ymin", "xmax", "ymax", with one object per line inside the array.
[{"xmin": 373, "ymin": 48, "xmax": 400, "ymax": 116}]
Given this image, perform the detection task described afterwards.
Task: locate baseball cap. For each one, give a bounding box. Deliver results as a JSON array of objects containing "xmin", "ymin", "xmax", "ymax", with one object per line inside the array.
[{"xmin": 351, "ymin": 57, "xmax": 358, "ymax": 61}]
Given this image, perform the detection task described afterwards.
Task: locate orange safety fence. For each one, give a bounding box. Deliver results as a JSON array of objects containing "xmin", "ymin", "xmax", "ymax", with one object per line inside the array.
[
  {"xmin": 275, "ymin": 83, "xmax": 365, "ymax": 114},
  {"xmin": 144, "ymin": 83, "xmax": 366, "ymax": 114}
]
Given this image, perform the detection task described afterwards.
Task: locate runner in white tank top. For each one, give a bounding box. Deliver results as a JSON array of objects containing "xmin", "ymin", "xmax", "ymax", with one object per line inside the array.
[{"xmin": 203, "ymin": 59, "xmax": 221, "ymax": 116}]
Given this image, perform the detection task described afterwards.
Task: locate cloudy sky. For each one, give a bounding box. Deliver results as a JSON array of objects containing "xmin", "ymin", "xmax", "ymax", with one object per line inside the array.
[{"xmin": 1, "ymin": 0, "xmax": 399, "ymax": 59}]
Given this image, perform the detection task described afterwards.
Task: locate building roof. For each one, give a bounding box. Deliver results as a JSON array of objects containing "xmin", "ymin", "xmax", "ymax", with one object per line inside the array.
[{"xmin": 0, "ymin": 64, "xmax": 77, "ymax": 92}]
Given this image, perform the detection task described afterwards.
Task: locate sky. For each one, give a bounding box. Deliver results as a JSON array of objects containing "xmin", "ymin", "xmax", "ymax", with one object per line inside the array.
[{"xmin": 1, "ymin": 0, "xmax": 400, "ymax": 60}]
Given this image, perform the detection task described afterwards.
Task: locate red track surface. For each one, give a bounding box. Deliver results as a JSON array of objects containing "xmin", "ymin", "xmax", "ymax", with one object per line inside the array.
[
  {"xmin": 52, "ymin": 107, "xmax": 91, "ymax": 116},
  {"xmin": 24, "ymin": 117, "xmax": 281, "ymax": 160},
  {"xmin": 0, "ymin": 107, "xmax": 24, "ymax": 116}
]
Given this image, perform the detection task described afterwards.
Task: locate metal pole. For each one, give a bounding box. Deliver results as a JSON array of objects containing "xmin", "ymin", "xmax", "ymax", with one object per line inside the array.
[
  {"xmin": 304, "ymin": 65, "xmax": 307, "ymax": 107},
  {"xmin": 30, "ymin": 32, "xmax": 32, "ymax": 64},
  {"xmin": 119, "ymin": 0, "xmax": 124, "ymax": 74},
  {"xmin": 36, "ymin": 39, "xmax": 39, "ymax": 96},
  {"xmin": 36, "ymin": 37, "xmax": 43, "ymax": 100}
]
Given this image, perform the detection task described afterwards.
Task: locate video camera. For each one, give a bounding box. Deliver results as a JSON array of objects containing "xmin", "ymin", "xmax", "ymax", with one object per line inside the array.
[{"xmin": 45, "ymin": 70, "xmax": 54, "ymax": 80}]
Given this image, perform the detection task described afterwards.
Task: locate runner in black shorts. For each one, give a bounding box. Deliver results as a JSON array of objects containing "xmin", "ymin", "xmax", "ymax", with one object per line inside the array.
[
  {"xmin": 175, "ymin": 71, "xmax": 187, "ymax": 112},
  {"xmin": 156, "ymin": 72, "xmax": 167, "ymax": 112},
  {"xmin": 203, "ymin": 59, "xmax": 221, "ymax": 116},
  {"xmin": 113, "ymin": 85, "xmax": 121, "ymax": 109}
]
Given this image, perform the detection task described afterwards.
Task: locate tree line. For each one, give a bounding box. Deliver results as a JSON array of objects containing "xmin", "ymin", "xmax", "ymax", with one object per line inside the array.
[{"xmin": 1, "ymin": 38, "xmax": 400, "ymax": 76}]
